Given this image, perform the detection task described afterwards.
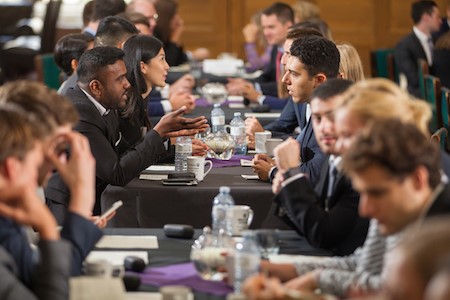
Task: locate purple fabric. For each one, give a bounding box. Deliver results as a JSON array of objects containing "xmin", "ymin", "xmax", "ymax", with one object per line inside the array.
[
  {"xmin": 208, "ymin": 155, "xmax": 253, "ymax": 168},
  {"xmin": 195, "ymin": 97, "xmax": 243, "ymax": 108},
  {"xmin": 129, "ymin": 262, "xmax": 233, "ymax": 296}
]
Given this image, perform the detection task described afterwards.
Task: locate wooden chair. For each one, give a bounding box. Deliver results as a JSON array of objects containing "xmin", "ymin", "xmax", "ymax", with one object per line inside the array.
[
  {"xmin": 418, "ymin": 59, "xmax": 430, "ymax": 100},
  {"xmin": 424, "ymin": 75, "xmax": 442, "ymax": 132},
  {"xmin": 34, "ymin": 53, "xmax": 61, "ymax": 90},
  {"xmin": 370, "ymin": 48, "xmax": 398, "ymax": 82}
]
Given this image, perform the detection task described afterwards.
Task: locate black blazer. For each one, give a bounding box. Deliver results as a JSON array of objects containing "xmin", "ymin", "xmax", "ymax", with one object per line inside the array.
[
  {"xmin": 431, "ymin": 48, "xmax": 450, "ymax": 89},
  {"xmin": 274, "ymin": 158, "xmax": 369, "ymax": 256},
  {"xmin": 394, "ymin": 32, "xmax": 428, "ymax": 98},
  {"xmin": 264, "ymin": 97, "xmax": 305, "ymax": 138},
  {"xmin": 426, "ymin": 183, "xmax": 450, "ymax": 217},
  {"xmin": 45, "ymin": 86, "xmax": 167, "ymax": 218}
]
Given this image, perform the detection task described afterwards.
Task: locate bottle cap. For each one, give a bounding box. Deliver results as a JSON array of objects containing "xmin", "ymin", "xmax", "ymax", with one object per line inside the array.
[
  {"xmin": 213, "ymin": 103, "xmax": 221, "ymax": 108},
  {"xmin": 219, "ymin": 186, "xmax": 230, "ymax": 193},
  {"xmin": 234, "ymin": 112, "xmax": 241, "ymax": 117}
]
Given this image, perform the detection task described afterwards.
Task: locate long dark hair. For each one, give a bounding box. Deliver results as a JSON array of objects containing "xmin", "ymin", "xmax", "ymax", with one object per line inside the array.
[
  {"xmin": 122, "ymin": 34, "xmax": 163, "ymax": 119},
  {"xmin": 154, "ymin": 0, "xmax": 178, "ymax": 44}
]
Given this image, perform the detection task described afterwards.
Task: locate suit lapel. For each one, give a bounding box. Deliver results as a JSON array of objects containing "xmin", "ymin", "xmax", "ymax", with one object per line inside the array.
[{"xmin": 315, "ymin": 157, "xmax": 330, "ymax": 199}]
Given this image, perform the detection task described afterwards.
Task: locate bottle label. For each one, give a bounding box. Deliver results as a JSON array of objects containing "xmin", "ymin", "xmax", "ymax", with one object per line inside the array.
[
  {"xmin": 211, "ymin": 116, "xmax": 225, "ymax": 126},
  {"xmin": 230, "ymin": 126, "xmax": 244, "ymax": 136},
  {"xmin": 175, "ymin": 143, "xmax": 192, "ymax": 154}
]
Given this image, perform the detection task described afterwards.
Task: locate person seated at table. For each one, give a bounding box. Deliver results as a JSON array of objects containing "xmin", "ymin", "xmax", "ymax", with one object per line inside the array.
[
  {"xmin": 0, "ymin": 81, "xmax": 104, "ymax": 281},
  {"xmin": 227, "ymin": 2, "xmax": 294, "ymax": 98},
  {"xmin": 241, "ymin": 26, "xmax": 323, "ymax": 111},
  {"xmin": 243, "ymin": 79, "xmax": 433, "ymax": 298},
  {"xmin": 251, "ymin": 35, "xmax": 340, "ymax": 186},
  {"xmin": 54, "ymin": 33, "xmax": 94, "ymax": 96},
  {"xmin": 242, "ymin": 11, "xmax": 272, "ymax": 73},
  {"xmin": 154, "ymin": 0, "xmax": 209, "ymax": 66},
  {"xmin": 336, "ymin": 42, "xmax": 365, "ymax": 82},
  {"xmin": 121, "ymin": 34, "xmax": 207, "ymax": 156},
  {"xmin": 0, "ymin": 106, "xmax": 72, "ymax": 300},
  {"xmin": 383, "ymin": 217, "xmax": 450, "ymax": 300},
  {"xmin": 44, "ymin": 46, "xmax": 208, "ymax": 223},
  {"xmin": 83, "ymin": 0, "xmax": 126, "ymax": 37},
  {"xmin": 270, "ymin": 79, "xmax": 369, "ymax": 256}
]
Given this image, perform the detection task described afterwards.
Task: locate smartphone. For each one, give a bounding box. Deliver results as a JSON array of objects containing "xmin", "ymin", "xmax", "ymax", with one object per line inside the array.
[
  {"xmin": 95, "ymin": 200, "xmax": 123, "ymax": 224},
  {"xmin": 161, "ymin": 178, "xmax": 198, "ymax": 186}
]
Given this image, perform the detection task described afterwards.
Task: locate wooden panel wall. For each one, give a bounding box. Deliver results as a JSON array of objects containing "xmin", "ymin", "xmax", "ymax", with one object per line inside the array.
[{"xmin": 177, "ymin": 0, "xmax": 449, "ymax": 76}]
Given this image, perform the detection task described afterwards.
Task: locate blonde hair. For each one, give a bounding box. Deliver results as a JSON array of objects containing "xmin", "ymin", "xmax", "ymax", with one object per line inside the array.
[
  {"xmin": 293, "ymin": 0, "xmax": 320, "ymax": 22},
  {"xmin": 339, "ymin": 78, "xmax": 431, "ymax": 135},
  {"xmin": 337, "ymin": 42, "xmax": 365, "ymax": 82}
]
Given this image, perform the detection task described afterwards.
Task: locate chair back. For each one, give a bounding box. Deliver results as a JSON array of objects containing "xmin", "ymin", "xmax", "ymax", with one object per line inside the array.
[
  {"xmin": 40, "ymin": 0, "xmax": 62, "ymax": 54},
  {"xmin": 431, "ymin": 127, "xmax": 448, "ymax": 151},
  {"xmin": 424, "ymin": 75, "xmax": 442, "ymax": 132},
  {"xmin": 34, "ymin": 54, "xmax": 61, "ymax": 90},
  {"xmin": 418, "ymin": 58, "xmax": 429, "ymax": 100},
  {"xmin": 370, "ymin": 48, "xmax": 398, "ymax": 82}
]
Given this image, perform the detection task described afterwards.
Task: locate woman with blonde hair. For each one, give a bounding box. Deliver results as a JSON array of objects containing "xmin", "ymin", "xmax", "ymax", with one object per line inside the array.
[
  {"xmin": 335, "ymin": 78, "xmax": 431, "ymax": 153},
  {"xmin": 337, "ymin": 42, "xmax": 365, "ymax": 82}
]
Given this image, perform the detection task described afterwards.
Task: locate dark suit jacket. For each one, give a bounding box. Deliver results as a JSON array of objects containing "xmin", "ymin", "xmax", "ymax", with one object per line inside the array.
[
  {"xmin": 394, "ymin": 32, "xmax": 427, "ymax": 98},
  {"xmin": 426, "ymin": 183, "xmax": 450, "ymax": 217},
  {"xmin": 45, "ymin": 86, "xmax": 167, "ymax": 219},
  {"xmin": 264, "ymin": 97, "xmax": 305, "ymax": 138},
  {"xmin": 0, "ymin": 240, "xmax": 70, "ymax": 300},
  {"xmin": 262, "ymin": 95, "xmax": 289, "ymax": 110},
  {"xmin": 0, "ymin": 212, "xmax": 102, "ymax": 285},
  {"xmin": 432, "ymin": 18, "xmax": 450, "ymax": 41},
  {"xmin": 274, "ymin": 158, "xmax": 369, "ymax": 256},
  {"xmin": 295, "ymin": 117, "xmax": 327, "ymax": 187},
  {"xmin": 251, "ymin": 45, "xmax": 279, "ymax": 97},
  {"xmin": 431, "ymin": 48, "xmax": 450, "ymax": 88}
]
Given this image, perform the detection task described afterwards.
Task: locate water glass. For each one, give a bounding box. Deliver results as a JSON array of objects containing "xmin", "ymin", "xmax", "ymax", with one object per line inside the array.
[{"xmin": 255, "ymin": 229, "xmax": 280, "ymax": 259}]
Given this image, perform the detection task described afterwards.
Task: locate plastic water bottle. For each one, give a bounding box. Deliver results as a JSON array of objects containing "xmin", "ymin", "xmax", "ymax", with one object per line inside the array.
[
  {"xmin": 174, "ymin": 136, "xmax": 192, "ymax": 172},
  {"xmin": 211, "ymin": 103, "xmax": 225, "ymax": 133},
  {"xmin": 233, "ymin": 231, "xmax": 261, "ymax": 293},
  {"xmin": 211, "ymin": 186, "xmax": 234, "ymax": 234},
  {"xmin": 230, "ymin": 112, "xmax": 247, "ymax": 155}
]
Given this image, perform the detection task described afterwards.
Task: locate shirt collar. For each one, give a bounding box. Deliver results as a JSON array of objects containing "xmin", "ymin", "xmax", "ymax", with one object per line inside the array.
[
  {"xmin": 329, "ymin": 155, "xmax": 343, "ymax": 173},
  {"xmin": 80, "ymin": 87, "xmax": 110, "ymax": 116},
  {"xmin": 413, "ymin": 26, "xmax": 431, "ymax": 42},
  {"xmin": 416, "ymin": 181, "xmax": 445, "ymax": 226}
]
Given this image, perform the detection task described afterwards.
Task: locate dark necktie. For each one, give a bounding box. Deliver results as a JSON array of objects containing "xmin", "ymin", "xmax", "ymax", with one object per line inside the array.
[{"xmin": 327, "ymin": 162, "xmax": 338, "ymax": 199}]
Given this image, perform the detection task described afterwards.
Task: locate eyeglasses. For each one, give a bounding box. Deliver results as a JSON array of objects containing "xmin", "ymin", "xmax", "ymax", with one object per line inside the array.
[{"xmin": 147, "ymin": 13, "xmax": 158, "ymax": 21}]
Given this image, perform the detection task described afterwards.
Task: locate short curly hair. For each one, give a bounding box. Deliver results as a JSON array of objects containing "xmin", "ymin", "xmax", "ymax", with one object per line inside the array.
[{"xmin": 290, "ymin": 35, "xmax": 340, "ymax": 79}]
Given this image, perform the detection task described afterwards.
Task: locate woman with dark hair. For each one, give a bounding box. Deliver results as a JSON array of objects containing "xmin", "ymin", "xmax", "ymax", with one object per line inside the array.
[{"xmin": 121, "ymin": 34, "xmax": 207, "ymax": 155}]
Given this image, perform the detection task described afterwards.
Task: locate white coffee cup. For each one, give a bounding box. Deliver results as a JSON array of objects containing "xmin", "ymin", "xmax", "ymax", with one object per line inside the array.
[
  {"xmin": 226, "ymin": 205, "xmax": 254, "ymax": 236},
  {"xmin": 255, "ymin": 131, "xmax": 272, "ymax": 153},
  {"xmin": 187, "ymin": 156, "xmax": 213, "ymax": 181},
  {"xmin": 264, "ymin": 138, "xmax": 283, "ymax": 156}
]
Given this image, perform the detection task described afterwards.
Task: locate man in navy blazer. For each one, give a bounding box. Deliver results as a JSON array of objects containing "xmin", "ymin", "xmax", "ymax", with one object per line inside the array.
[
  {"xmin": 252, "ymin": 36, "xmax": 340, "ymax": 187},
  {"xmin": 272, "ymin": 79, "xmax": 369, "ymax": 256},
  {"xmin": 395, "ymin": 0, "xmax": 441, "ymax": 98},
  {"xmin": 226, "ymin": 2, "xmax": 294, "ymax": 98},
  {"xmin": 45, "ymin": 47, "xmax": 208, "ymax": 223}
]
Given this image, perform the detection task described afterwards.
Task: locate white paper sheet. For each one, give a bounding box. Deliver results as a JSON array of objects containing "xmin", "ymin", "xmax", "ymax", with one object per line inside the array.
[
  {"xmin": 268, "ymin": 254, "xmax": 329, "ymax": 264},
  {"xmin": 244, "ymin": 112, "xmax": 281, "ymax": 119},
  {"xmin": 96, "ymin": 235, "xmax": 158, "ymax": 249},
  {"xmin": 240, "ymin": 159, "xmax": 254, "ymax": 167},
  {"xmin": 86, "ymin": 251, "xmax": 149, "ymax": 266},
  {"xmin": 146, "ymin": 165, "xmax": 175, "ymax": 171},
  {"xmin": 241, "ymin": 174, "xmax": 260, "ymax": 180},
  {"xmin": 125, "ymin": 292, "xmax": 162, "ymax": 300}
]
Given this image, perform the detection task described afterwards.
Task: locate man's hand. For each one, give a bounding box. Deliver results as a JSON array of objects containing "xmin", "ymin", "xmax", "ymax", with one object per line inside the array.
[
  {"xmin": 226, "ymin": 78, "xmax": 250, "ymax": 95},
  {"xmin": 243, "ymin": 274, "xmax": 287, "ymax": 300},
  {"xmin": 284, "ymin": 270, "xmax": 320, "ymax": 293},
  {"xmin": 272, "ymin": 171, "xmax": 285, "ymax": 194},
  {"xmin": 0, "ymin": 188, "xmax": 59, "ymax": 240},
  {"xmin": 242, "ymin": 83, "xmax": 261, "ymax": 102},
  {"xmin": 169, "ymin": 91, "xmax": 196, "ymax": 112},
  {"xmin": 242, "ymin": 23, "xmax": 259, "ymax": 43},
  {"xmin": 46, "ymin": 131, "xmax": 96, "ymax": 219},
  {"xmin": 273, "ymin": 138, "xmax": 301, "ymax": 173},
  {"xmin": 192, "ymin": 138, "xmax": 208, "ymax": 156},
  {"xmin": 169, "ymin": 74, "xmax": 195, "ymax": 96},
  {"xmin": 153, "ymin": 106, "xmax": 209, "ymax": 138},
  {"xmin": 245, "ymin": 117, "xmax": 265, "ymax": 137},
  {"xmin": 252, "ymin": 154, "xmax": 275, "ymax": 182}
]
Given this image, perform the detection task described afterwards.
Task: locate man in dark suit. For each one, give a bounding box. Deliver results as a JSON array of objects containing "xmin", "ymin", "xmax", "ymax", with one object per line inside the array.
[
  {"xmin": 243, "ymin": 119, "xmax": 450, "ymax": 298},
  {"xmin": 394, "ymin": 0, "xmax": 442, "ymax": 98},
  {"xmin": 432, "ymin": 3, "xmax": 450, "ymax": 40},
  {"xmin": 252, "ymin": 36, "xmax": 340, "ymax": 187},
  {"xmin": 226, "ymin": 2, "xmax": 294, "ymax": 98},
  {"xmin": 45, "ymin": 46, "xmax": 207, "ymax": 223},
  {"xmin": 272, "ymin": 79, "xmax": 369, "ymax": 256}
]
